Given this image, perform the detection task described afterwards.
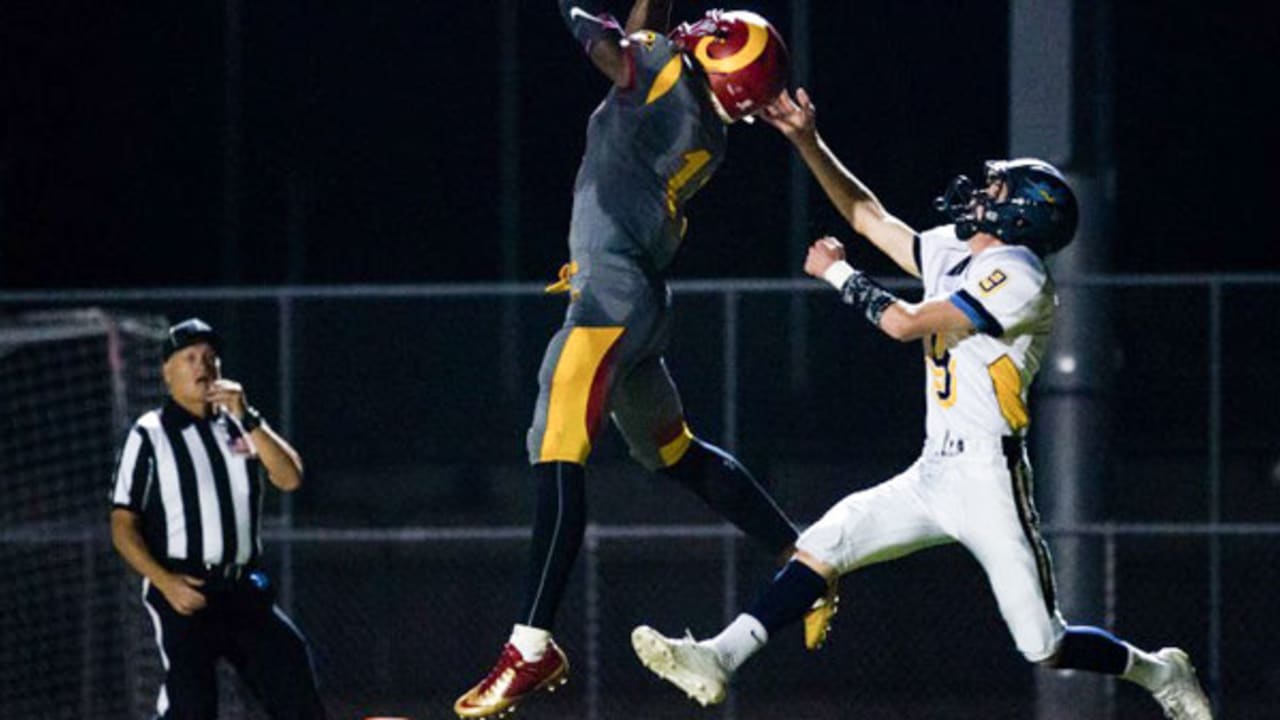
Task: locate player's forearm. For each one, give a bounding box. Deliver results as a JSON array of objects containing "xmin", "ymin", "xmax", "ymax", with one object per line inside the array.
[
  {"xmin": 111, "ymin": 510, "xmax": 173, "ymax": 586},
  {"xmin": 822, "ymin": 263, "xmax": 972, "ymax": 341},
  {"xmin": 625, "ymin": 0, "xmax": 672, "ymax": 34},
  {"xmin": 795, "ymin": 133, "xmax": 918, "ymax": 275},
  {"xmin": 822, "ymin": 262, "xmax": 932, "ymax": 342},
  {"xmin": 821, "ymin": 261, "xmax": 900, "ymax": 333},
  {"xmin": 559, "ymin": 0, "xmax": 629, "ymax": 85},
  {"xmin": 252, "ymin": 425, "xmax": 304, "ymax": 492},
  {"xmin": 793, "ymin": 132, "xmax": 880, "ymax": 231},
  {"xmin": 560, "ymin": 0, "xmax": 617, "ymax": 48}
]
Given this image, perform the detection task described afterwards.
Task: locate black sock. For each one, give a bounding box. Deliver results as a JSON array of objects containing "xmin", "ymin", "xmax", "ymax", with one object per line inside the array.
[
  {"xmin": 1051, "ymin": 626, "xmax": 1131, "ymax": 675},
  {"xmin": 746, "ymin": 560, "xmax": 829, "ymax": 635},
  {"xmin": 519, "ymin": 462, "xmax": 586, "ymax": 630},
  {"xmin": 660, "ymin": 439, "xmax": 798, "ymax": 554}
]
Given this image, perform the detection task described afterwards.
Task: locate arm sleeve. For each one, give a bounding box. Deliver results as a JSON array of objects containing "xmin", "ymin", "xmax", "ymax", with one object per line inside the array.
[
  {"xmin": 110, "ymin": 426, "xmax": 154, "ymax": 512},
  {"xmin": 949, "ymin": 248, "xmax": 1048, "ymax": 336},
  {"xmin": 559, "ymin": 0, "xmax": 624, "ymax": 52}
]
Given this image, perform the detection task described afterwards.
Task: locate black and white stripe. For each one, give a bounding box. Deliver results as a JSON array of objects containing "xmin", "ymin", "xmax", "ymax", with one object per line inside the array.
[
  {"xmin": 140, "ymin": 579, "xmax": 171, "ymax": 717},
  {"xmin": 111, "ymin": 401, "xmax": 262, "ymax": 566},
  {"xmin": 1005, "ymin": 449, "xmax": 1058, "ymax": 614}
]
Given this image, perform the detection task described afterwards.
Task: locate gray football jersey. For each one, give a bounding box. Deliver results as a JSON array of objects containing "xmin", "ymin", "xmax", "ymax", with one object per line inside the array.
[{"xmin": 568, "ymin": 31, "xmax": 727, "ymax": 273}]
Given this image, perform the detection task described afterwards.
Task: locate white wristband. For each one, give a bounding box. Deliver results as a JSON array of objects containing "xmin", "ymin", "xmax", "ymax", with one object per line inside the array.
[{"xmin": 822, "ymin": 261, "xmax": 856, "ymax": 291}]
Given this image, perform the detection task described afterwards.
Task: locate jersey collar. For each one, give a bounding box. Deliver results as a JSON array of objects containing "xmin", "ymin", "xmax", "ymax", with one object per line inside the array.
[{"xmin": 160, "ymin": 397, "xmax": 209, "ymax": 430}]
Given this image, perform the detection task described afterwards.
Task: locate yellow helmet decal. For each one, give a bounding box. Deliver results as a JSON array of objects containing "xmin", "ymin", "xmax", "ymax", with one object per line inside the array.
[{"xmin": 693, "ymin": 21, "xmax": 768, "ymax": 75}]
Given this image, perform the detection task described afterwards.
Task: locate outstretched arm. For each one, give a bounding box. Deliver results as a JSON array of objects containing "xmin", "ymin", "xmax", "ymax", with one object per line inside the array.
[
  {"xmin": 763, "ymin": 89, "xmax": 920, "ymax": 277},
  {"xmin": 804, "ymin": 237, "xmax": 972, "ymax": 342},
  {"xmin": 624, "ymin": 0, "xmax": 672, "ymax": 34},
  {"xmin": 559, "ymin": 0, "xmax": 630, "ymax": 86}
]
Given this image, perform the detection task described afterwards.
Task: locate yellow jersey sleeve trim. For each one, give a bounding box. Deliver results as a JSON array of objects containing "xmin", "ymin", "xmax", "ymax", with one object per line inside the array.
[
  {"xmin": 988, "ymin": 354, "xmax": 1029, "ymax": 433},
  {"xmin": 645, "ymin": 55, "xmax": 684, "ymax": 105}
]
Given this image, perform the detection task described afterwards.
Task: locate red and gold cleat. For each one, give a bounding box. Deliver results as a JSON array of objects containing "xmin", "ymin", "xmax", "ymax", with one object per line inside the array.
[{"xmin": 454, "ymin": 641, "xmax": 569, "ymax": 719}]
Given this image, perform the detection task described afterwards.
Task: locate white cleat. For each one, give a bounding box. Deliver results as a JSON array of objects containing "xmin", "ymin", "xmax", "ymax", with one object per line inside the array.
[
  {"xmin": 631, "ymin": 625, "xmax": 729, "ymax": 707},
  {"xmin": 1151, "ymin": 648, "xmax": 1213, "ymax": 720}
]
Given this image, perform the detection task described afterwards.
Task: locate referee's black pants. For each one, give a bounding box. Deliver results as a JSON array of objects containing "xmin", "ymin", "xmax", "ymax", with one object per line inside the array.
[{"xmin": 143, "ymin": 569, "xmax": 327, "ymax": 720}]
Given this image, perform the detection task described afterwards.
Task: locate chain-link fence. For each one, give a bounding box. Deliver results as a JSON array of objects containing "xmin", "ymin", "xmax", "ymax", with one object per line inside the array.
[{"xmin": 1, "ymin": 277, "xmax": 1277, "ymax": 718}]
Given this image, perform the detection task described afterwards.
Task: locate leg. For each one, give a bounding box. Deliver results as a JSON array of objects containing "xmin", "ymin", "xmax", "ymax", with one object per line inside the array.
[
  {"xmin": 456, "ymin": 325, "xmax": 625, "ymax": 718},
  {"xmin": 141, "ymin": 580, "xmax": 218, "ymax": 720},
  {"xmin": 633, "ymin": 460, "xmax": 951, "ymax": 704},
  {"xmin": 518, "ymin": 461, "xmax": 587, "ymax": 631},
  {"xmin": 225, "ymin": 581, "xmax": 327, "ymax": 720},
  {"xmin": 611, "ymin": 355, "xmax": 798, "ymax": 555},
  {"xmin": 959, "ymin": 454, "xmax": 1212, "ymax": 719},
  {"xmin": 742, "ymin": 460, "xmax": 950, "ymax": 639},
  {"xmin": 519, "ymin": 325, "xmax": 627, "ymax": 632}
]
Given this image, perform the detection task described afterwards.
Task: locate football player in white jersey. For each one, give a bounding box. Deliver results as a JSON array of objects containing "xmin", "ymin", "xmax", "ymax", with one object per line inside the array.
[{"xmin": 629, "ymin": 88, "xmax": 1213, "ymax": 720}]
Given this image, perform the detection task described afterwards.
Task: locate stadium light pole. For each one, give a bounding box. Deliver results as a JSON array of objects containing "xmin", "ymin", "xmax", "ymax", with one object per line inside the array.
[{"xmin": 1012, "ymin": 0, "xmax": 1117, "ymax": 718}]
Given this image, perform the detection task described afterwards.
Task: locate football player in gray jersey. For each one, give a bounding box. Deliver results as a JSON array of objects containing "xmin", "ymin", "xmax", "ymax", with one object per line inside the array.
[
  {"xmin": 630, "ymin": 87, "xmax": 1213, "ymax": 720},
  {"xmin": 453, "ymin": 4, "xmax": 819, "ymax": 718}
]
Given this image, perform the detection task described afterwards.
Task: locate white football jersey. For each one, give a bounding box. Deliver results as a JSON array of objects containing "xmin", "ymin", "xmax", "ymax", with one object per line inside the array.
[{"xmin": 915, "ymin": 225, "xmax": 1056, "ymax": 439}]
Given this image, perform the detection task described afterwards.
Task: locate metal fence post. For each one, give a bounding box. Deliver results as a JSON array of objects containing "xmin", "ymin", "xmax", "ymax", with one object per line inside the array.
[
  {"xmin": 1207, "ymin": 281, "xmax": 1222, "ymax": 713},
  {"xmin": 81, "ymin": 532, "xmax": 94, "ymax": 719},
  {"xmin": 585, "ymin": 528, "xmax": 601, "ymax": 720},
  {"xmin": 1104, "ymin": 527, "xmax": 1117, "ymax": 715},
  {"xmin": 279, "ymin": 295, "xmax": 296, "ymax": 612},
  {"xmin": 722, "ymin": 290, "xmax": 740, "ymax": 720}
]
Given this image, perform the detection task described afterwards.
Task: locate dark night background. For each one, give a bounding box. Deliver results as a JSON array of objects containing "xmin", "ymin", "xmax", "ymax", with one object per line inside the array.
[
  {"xmin": 3, "ymin": 4, "xmax": 1280, "ymax": 718},
  {"xmin": 1, "ymin": 1, "xmax": 1275, "ymax": 289}
]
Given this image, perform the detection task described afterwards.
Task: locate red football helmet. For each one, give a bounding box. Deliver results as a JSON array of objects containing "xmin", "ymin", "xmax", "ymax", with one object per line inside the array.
[{"xmin": 670, "ymin": 9, "xmax": 790, "ymax": 123}]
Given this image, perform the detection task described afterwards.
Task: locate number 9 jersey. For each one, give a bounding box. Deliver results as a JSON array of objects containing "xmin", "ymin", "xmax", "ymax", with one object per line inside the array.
[{"xmin": 915, "ymin": 225, "xmax": 1058, "ymax": 439}]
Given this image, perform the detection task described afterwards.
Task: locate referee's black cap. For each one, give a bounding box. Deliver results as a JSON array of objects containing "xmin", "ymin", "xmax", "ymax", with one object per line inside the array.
[{"xmin": 163, "ymin": 317, "xmax": 222, "ymax": 361}]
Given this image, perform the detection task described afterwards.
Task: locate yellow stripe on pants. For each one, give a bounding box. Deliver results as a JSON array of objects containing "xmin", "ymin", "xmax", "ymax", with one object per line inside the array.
[
  {"xmin": 539, "ymin": 327, "xmax": 625, "ymax": 463},
  {"xmin": 657, "ymin": 422, "xmax": 694, "ymax": 467}
]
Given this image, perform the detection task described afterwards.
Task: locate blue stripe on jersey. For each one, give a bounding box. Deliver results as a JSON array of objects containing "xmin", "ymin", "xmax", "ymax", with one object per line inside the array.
[{"xmin": 950, "ymin": 289, "xmax": 1005, "ymax": 336}]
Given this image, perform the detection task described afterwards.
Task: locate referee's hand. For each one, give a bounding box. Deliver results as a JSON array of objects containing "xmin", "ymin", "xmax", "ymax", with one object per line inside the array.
[
  {"xmin": 159, "ymin": 573, "xmax": 207, "ymax": 615},
  {"xmin": 207, "ymin": 378, "xmax": 247, "ymax": 420}
]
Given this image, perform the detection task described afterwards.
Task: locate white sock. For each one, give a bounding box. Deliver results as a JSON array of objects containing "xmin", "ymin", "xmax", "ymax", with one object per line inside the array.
[
  {"xmin": 1120, "ymin": 644, "xmax": 1172, "ymax": 691},
  {"xmin": 706, "ymin": 614, "xmax": 769, "ymax": 673},
  {"xmin": 509, "ymin": 624, "xmax": 551, "ymax": 661}
]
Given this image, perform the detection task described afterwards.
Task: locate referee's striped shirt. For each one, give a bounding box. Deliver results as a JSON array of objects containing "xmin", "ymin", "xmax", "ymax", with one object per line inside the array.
[{"xmin": 111, "ymin": 398, "xmax": 264, "ymax": 566}]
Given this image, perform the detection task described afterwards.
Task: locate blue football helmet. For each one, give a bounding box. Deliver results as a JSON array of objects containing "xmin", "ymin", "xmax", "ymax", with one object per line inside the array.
[{"xmin": 933, "ymin": 158, "xmax": 1079, "ymax": 256}]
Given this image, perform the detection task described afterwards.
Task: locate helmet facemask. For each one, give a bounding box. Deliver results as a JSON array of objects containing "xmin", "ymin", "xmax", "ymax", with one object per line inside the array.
[
  {"xmin": 933, "ymin": 159, "xmax": 1078, "ymax": 256},
  {"xmin": 933, "ymin": 173, "xmax": 985, "ymax": 240}
]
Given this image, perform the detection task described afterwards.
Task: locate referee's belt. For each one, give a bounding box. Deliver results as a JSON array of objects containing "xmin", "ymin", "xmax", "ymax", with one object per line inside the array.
[{"xmin": 163, "ymin": 558, "xmax": 254, "ymax": 582}]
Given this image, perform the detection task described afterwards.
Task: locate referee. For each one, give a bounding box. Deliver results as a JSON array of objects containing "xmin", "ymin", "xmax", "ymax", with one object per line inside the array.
[{"xmin": 110, "ymin": 318, "xmax": 326, "ymax": 720}]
